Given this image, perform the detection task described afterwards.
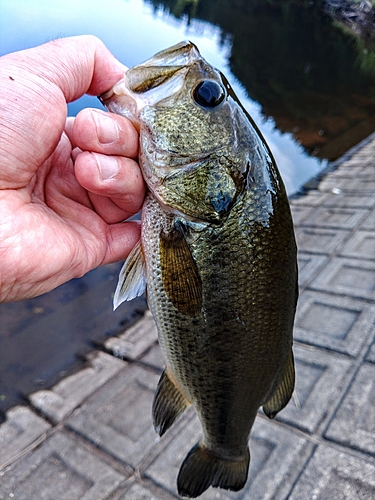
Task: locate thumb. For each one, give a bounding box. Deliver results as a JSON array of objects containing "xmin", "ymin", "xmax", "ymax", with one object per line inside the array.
[{"xmin": 0, "ymin": 36, "xmax": 126, "ymax": 189}]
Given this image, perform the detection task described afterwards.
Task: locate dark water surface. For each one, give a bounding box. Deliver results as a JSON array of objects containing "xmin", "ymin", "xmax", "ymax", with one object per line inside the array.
[
  {"xmin": 1, "ymin": 0, "xmax": 375, "ymax": 415},
  {"xmin": 0, "ymin": 264, "xmax": 147, "ymax": 415}
]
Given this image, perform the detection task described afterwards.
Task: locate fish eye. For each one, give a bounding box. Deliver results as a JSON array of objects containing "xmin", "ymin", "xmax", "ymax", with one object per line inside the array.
[{"xmin": 193, "ymin": 80, "xmax": 225, "ymax": 108}]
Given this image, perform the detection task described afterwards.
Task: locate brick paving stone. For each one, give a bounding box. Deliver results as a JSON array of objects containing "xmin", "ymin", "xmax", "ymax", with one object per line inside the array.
[
  {"xmin": 295, "ymin": 227, "xmax": 350, "ymax": 255},
  {"xmin": 288, "ymin": 445, "xmax": 375, "ymax": 500},
  {"xmin": 290, "ymin": 191, "xmax": 330, "ymax": 206},
  {"xmin": 326, "ymin": 162, "xmax": 366, "ymax": 176},
  {"xmin": 294, "ymin": 291, "xmax": 375, "ymax": 356},
  {"xmin": 274, "ymin": 345, "xmax": 352, "ymax": 434},
  {"xmin": 112, "ymin": 480, "xmax": 178, "ymax": 500},
  {"xmin": 105, "ymin": 310, "xmax": 158, "ymax": 361},
  {"xmin": 145, "ymin": 414, "xmax": 311, "ymax": 500},
  {"xmin": 0, "ymin": 431, "xmax": 126, "ymax": 500},
  {"xmin": 340, "ymin": 231, "xmax": 375, "ymax": 260},
  {"xmin": 360, "ymin": 209, "xmax": 375, "ymax": 231},
  {"xmin": 318, "ymin": 176, "xmax": 375, "ymax": 194},
  {"xmin": 0, "ymin": 406, "xmax": 50, "ymax": 469},
  {"xmin": 298, "ymin": 253, "xmax": 329, "ymax": 289},
  {"xmin": 30, "ymin": 351, "xmax": 125, "ymax": 423},
  {"xmin": 365, "ymin": 328, "xmax": 375, "ymax": 363},
  {"xmin": 310, "ymin": 257, "xmax": 375, "ymax": 301},
  {"xmin": 322, "ymin": 192, "xmax": 375, "ymax": 209},
  {"xmin": 298, "ymin": 206, "xmax": 369, "ymax": 230},
  {"xmin": 140, "ymin": 342, "xmax": 165, "ymax": 371},
  {"xmin": 329, "ymin": 162, "xmax": 374, "ymax": 178},
  {"xmin": 0, "ymin": 133, "xmax": 374, "ymax": 499},
  {"xmin": 67, "ymin": 364, "xmax": 160, "ymax": 468},
  {"xmin": 290, "ymin": 204, "xmax": 314, "ymax": 225},
  {"xmin": 325, "ymin": 363, "xmax": 375, "ymax": 455}
]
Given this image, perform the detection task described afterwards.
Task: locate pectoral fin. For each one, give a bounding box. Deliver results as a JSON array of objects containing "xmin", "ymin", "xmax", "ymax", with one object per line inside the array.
[
  {"xmin": 113, "ymin": 240, "xmax": 146, "ymax": 310},
  {"xmin": 263, "ymin": 350, "xmax": 295, "ymax": 419},
  {"xmin": 152, "ymin": 369, "xmax": 191, "ymax": 436},
  {"xmin": 160, "ymin": 226, "xmax": 202, "ymax": 316}
]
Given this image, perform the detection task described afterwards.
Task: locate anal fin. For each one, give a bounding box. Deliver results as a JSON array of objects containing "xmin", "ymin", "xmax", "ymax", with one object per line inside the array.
[
  {"xmin": 263, "ymin": 350, "xmax": 295, "ymax": 419},
  {"xmin": 113, "ymin": 240, "xmax": 146, "ymax": 310},
  {"xmin": 152, "ymin": 369, "xmax": 190, "ymax": 436}
]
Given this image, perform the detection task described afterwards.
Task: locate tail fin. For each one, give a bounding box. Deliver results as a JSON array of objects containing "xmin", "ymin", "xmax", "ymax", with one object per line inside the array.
[{"xmin": 177, "ymin": 443, "xmax": 250, "ymax": 498}]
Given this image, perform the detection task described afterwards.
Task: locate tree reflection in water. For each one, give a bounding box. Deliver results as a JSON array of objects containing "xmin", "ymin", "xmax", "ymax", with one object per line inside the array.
[{"xmin": 147, "ymin": 0, "xmax": 375, "ymax": 160}]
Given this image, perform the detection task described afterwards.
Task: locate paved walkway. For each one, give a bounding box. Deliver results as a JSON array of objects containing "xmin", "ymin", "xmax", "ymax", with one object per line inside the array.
[{"xmin": 1, "ymin": 134, "xmax": 375, "ymax": 500}]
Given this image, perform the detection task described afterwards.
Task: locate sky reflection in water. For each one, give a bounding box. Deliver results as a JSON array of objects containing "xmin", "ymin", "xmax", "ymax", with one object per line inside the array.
[{"xmin": 0, "ymin": 0, "xmax": 329, "ymax": 195}]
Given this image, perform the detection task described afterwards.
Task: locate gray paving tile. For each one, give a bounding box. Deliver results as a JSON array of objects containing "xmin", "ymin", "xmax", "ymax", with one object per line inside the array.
[
  {"xmin": 298, "ymin": 253, "xmax": 329, "ymax": 289},
  {"xmin": 310, "ymin": 258, "xmax": 375, "ymax": 301},
  {"xmin": 295, "ymin": 227, "xmax": 350, "ymax": 255},
  {"xmin": 288, "ymin": 445, "xmax": 375, "ymax": 500},
  {"xmin": 365, "ymin": 328, "xmax": 375, "ymax": 363},
  {"xmin": 294, "ymin": 291, "xmax": 375, "ymax": 355},
  {"xmin": 328, "ymin": 162, "xmax": 366, "ymax": 177},
  {"xmin": 0, "ymin": 406, "xmax": 51, "ymax": 469},
  {"xmin": 274, "ymin": 345, "xmax": 352, "ymax": 434},
  {"xmin": 290, "ymin": 191, "xmax": 330, "ymax": 206},
  {"xmin": 145, "ymin": 414, "xmax": 310, "ymax": 500},
  {"xmin": 298, "ymin": 206, "xmax": 369, "ymax": 230},
  {"xmin": 30, "ymin": 352, "xmax": 125, "ymax": 423},
  {"xmin": 105, "ymin": 310, "xmax": 158, "ymax": 361},
  {"xmin": 290, "ymin": 204, "xmax": 314, "ymax": 225},
  {"xmin": 325, "ymin": 363, "xmax": 375, "ymax": 455},
  {"xmin": 67, "ymin": 364, "xmax": 160, "ymax": 468},
  {"xmin": 359, "ymin": 165, "xmax": 375, "ymax": 178},
  {"xmin": 318, "ymin": 176, "xmax": 375, "ymax": 194},
  {"xmin": 361, "ymin": 210, "xmax": 375, "ymax": 231},
  {"xmin": 140, "ymin": 342, "xmax": 165, "ymax": 371},
  {"xmin": 340, "ymin": 231, "xmax": 375, "ymax": 260},
  {"xmin": 0, "ymin": 431, "xmax": 126, "ymax": 500},
  {"xmin": 112, "ymin": 480, "xmax": 178, "ymax": 500},
  {"xmin": 329, "ymin": 160, "xmax": 374, "ymax": 178},
  {"xmin": 322, "ymin": 192, "xmax": 375, "ymax": 209}
]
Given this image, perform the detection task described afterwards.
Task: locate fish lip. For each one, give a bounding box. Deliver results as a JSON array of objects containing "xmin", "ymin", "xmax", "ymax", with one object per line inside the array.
[
  {"xmin": 99, "ymin": 74, "xmax": 141, "ymax": 131},
  {"xmin": 99, "ymin": 41, "xmax": 216, "ymax": 132},
  {"xmin": 135, "ymin": 40, "xmax": 202, "ymax": 69},
  {"xmin": 99, "ymin": 65, "xmax": 189, "ymax": 132}
]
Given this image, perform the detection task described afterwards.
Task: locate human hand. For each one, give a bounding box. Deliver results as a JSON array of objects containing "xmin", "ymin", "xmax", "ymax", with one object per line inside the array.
[{"xmin": 0, "ymin": 35, "xmax": 145, "ymax": 302}]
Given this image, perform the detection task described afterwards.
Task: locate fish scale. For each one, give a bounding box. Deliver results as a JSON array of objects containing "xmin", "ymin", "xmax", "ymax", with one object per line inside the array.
[{"xmin": 100, "ymin": 40, "xmax": 298, "ymax": 498}]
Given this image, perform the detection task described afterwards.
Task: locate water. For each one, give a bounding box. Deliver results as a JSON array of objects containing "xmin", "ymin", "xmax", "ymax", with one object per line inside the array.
[
  {"xmin": 0, "ymin": 0, "xmax": 329, "ymax": 195},
  {"xmin": 1, "ymin": 0, "xmax": 375, "ymax": 414}
]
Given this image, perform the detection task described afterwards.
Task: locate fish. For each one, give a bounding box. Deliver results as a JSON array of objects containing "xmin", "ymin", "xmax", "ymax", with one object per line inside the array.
[{"xmin": 100, "ymin": 41, "xmax": 298, "ymax": 498}]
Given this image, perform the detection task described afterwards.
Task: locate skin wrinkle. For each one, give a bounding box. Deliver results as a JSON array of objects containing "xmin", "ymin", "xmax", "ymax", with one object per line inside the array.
[
  {"xmin": 0, "ymin": 201, "xmax": 92, "ymax": 301},
  {"xmin": 0, "ymin": 38, "xmax": 123, "ymax": 188},
  {"xmin": 0, "ymin": 36, "xmax": 144, "ymax": 302},
  {"xmin": 1, "ymin": 90, "xmax": 65, "ymax": 189}
]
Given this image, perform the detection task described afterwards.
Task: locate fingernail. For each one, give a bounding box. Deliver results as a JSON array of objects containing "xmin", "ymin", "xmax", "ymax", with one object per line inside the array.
[
  {"xmin": 95, "ymin": 154, "xmax": 119, "ymax": 180},
  {"xmin": 92, "ymin": 110, "xmax": 119, "ymax": 144}
]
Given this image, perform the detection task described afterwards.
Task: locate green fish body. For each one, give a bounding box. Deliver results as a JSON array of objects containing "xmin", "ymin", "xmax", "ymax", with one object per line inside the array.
[{"xmin": 100, "ymin": 41, "xmax": 298, "ymax": 498}]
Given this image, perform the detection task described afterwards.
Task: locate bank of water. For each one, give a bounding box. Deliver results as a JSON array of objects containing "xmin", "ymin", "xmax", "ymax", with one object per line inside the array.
[{"xmin": 1, "ymin": 0, "xmax": 375, "ymax": 415}]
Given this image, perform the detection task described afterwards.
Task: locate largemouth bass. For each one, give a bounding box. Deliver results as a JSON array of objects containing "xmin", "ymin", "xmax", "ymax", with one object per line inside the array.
[{"xmin": 100, "ymin": 41, "xmax": 298, "ymax": 498}]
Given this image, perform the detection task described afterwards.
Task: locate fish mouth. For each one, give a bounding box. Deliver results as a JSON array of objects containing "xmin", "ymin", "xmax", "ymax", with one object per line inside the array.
[
  {"xmin": 99, "ymin": 41, "xmax": 204, "ymax": 130},
  {"xmin": 99, "ymin": 80, "xmax": 139, "ymax": 129},
  {"xmin": 99, "ymin": 69, "xmax": 187, "ymax": 132}
]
